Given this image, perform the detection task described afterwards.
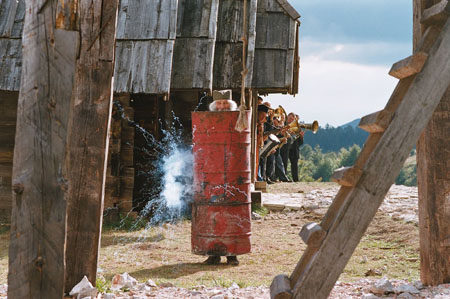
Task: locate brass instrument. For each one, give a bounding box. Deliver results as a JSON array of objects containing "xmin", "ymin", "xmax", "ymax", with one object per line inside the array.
[
  {"xmin": 272, "ymin": 105, "xmax": 287, "ymax": 122},
  {"xmin": 287, "ymin": 119, "xmax": 319, "ymax": 134}
]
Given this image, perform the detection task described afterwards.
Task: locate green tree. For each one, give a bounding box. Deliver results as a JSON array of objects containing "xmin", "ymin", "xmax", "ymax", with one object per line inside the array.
[{"xmin": 340, "ymin": 144, "xmax": 361, "ymax": 167}]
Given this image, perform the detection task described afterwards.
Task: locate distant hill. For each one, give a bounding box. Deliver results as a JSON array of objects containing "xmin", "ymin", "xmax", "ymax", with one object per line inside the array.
[
  {"xmin": 340, "ymin": 118, "xmax": 360, "ymax": 128},
  {"xmin": 303, "ymin": 119, "xmax": 368, "ymax": 152}
]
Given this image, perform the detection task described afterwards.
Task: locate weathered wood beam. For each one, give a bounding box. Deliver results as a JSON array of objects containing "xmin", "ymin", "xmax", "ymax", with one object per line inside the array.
[
  {"xmin": 64, "ymin": 0, "xmax": 119, "ymax": 293},
  {"xmin": 416, "ymin": 0, "xmax": 450, "ymax": 286},
  {"xmin": 421, "ymin": 0, "xmax": 450, "ymax": 25},
  {"xmin": 359, "ymin": 110, "xmax": 394, "ymax": 133},
  {"xmin": 331, "ymin": 167, "xmax": 363, "ymax": 187},
  {"xmin": 270, "ymin": 274, "xmax": 293, "ymax": 299},
  {"xmin": 292, "ymin": 19, "xmax": 450, "ymax": 299},
  {"xmin": 416, "ymin": 26, "xmax": 442, "ymax": 53},
  {"xmin": 7, "ymin": 2, "xmax": 79, "ymax": 297},
  {"xmin": 289, "ymin": 187, "xmax": 352, "ymax": 287},
  {"xmin": 388, "ymin": 52, "xmax": 428, "ymax": 79},
  {"xmin": 299, "ymin": 222, "xmax": 326, "ymax": 247}
]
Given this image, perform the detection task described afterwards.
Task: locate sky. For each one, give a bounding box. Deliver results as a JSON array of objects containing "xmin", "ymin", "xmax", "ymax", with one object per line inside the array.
[{"xmin": 265, "ymin": 0, "xmax": 413, "ymax": 127}]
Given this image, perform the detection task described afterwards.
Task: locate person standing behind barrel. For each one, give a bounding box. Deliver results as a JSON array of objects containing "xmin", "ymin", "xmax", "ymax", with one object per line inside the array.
[{"xmin": 202, "ymin": 89, "xmax": 240, "ymax": 266}]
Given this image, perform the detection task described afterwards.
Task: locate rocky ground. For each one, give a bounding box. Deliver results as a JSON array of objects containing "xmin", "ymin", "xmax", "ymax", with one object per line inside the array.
[
  {"xmin": 2, "ymin": 276, "xmax": 448, "ymax": 298},
  {"xmin": 262, "ymin": 184, "xmax": 419, "ymax": 225},
  {"xmin": 1, "ymin": 184, "xmax": 449, "ymax": 298}
]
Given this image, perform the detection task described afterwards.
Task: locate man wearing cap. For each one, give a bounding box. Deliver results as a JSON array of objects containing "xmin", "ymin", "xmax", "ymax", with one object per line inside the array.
[{"xmin": 209, "ymin": 90, "xmax": 238, "ymax": 111}]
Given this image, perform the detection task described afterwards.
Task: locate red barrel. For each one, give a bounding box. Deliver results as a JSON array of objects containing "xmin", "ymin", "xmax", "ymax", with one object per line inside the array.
[{"xmin": 191, "ymin": 111, "xmax": 251, "ymax": 256}]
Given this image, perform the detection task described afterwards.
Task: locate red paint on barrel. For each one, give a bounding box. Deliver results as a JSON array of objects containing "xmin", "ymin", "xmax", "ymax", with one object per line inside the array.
[{"xmin": 191, "ymin": 111, "xmax": 252, "ymax": 256}]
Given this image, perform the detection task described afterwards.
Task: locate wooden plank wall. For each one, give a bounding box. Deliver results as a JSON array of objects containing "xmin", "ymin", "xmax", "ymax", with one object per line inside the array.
[
  {"xmin": 0, "ymin": 91, "xmax": 17, "ymax": 224},
  {"xmin": 114, "ymin": 0, "xmax": 178, "ymax": 94},
  {"xmin": 213, "ymin": 0, "xmax": 257, "ymax": 90},
  {"xmin": 104, "ymin": 94, "xmax": 136, "ymax": 217},
  {"xmin": 252, "ymin": 0, "xmax": 298, "ymax": 93},
  {"xmin": 0, "ymin": 0, "xmax": 24, "ymax": 91},
  {"xmin": 171, "ymin": 0, "xmax": 219, "ymax": 90}
]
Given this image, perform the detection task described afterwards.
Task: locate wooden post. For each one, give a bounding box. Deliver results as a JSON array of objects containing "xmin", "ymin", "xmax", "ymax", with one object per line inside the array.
[
  {"xmin": 64, "ymin": 0, "xmax": 119, "ymax": 293},
  {"xmin": 8, "ymin": 1, "xmax": 79, "ymax": 297},
  {"xmin": 250, "ymin": 92, "xmax": 258, "ymax": 182},
  {"xmin": 414, "ymin": 0, "xmax": 450, "ymax": 286}
]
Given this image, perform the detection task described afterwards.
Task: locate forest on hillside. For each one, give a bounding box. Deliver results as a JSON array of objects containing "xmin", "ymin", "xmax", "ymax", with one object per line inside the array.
[
  {"xmin": 303, "ymin": 123, "xmax": 368, "ymax": 152},
  {"xmin": 295, "ymin": 124, "xmax": 417, "ymax": 186}
]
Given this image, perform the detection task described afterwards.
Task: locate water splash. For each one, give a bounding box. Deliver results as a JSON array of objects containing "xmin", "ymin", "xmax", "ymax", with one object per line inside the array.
[{"xmin": 112, "ymin": 101, "xmax": 193, "ymax": 232}]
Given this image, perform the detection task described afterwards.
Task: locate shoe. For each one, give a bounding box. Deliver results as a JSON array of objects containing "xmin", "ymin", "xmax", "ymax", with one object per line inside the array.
[
  {"xmin": 226, "ymin": 256, "xmax": 239, "ymax": 266},
  {"xmin": 266, "ymin": 179, "xmax": 274, "ymax": 185},
  {"xmin": 281, "ymin": 179, "xmax": 292, "ymax": 182},
  {"xmin": 204, "ymin": 256, "xmax": 221, "ymax": 265}
]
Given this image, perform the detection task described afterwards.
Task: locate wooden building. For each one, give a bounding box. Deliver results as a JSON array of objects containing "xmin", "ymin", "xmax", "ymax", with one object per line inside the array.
[
  {"xmin": 0, "ymin": 0, "xmax": 24, "ymax": 223},
  {"xmin": 253, "ymin": 0, "xmax": 300, "ymax": 94},
  {"xmin": 0, "ymin": 0, "xmax": 301, "ymax": 222}
]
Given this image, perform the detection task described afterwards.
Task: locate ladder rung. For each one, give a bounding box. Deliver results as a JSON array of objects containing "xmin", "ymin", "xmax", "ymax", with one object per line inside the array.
[
  {"xmin": 389, "ymin": 52, "xmax": 428, "ymax": 79},
  {"xmin": 270, "ymin": 274, "xmax": 293, "ymax": 299},
  {"xmin": 359, "ymin": 110, "xmax": 394, "ymax": 133},
  {"xmin": 331, "ymin": 166, "xmax": 362, "ymax": 187},
  {"xmin": 299, "ymin": 222, "xmax": 326, "ymax": 247},
  {"xmin": 421, "ymin": 0, "xmax": 450, "ymax": 26}
]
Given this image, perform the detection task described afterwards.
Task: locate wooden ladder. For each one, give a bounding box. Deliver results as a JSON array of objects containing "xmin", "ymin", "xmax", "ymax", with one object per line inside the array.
[{"xmin": 270, "ymin": 3, "xmax": 450, "ymax": 299}]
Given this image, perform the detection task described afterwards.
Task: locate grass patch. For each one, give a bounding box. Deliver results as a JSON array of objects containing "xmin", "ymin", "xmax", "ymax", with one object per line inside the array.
[{"xmin": 252, "ymin": 205, "xmax": 269, "ymax": 217}]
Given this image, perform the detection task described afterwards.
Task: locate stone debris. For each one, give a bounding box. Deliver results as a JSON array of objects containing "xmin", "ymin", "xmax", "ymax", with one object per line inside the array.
[
  {"xmin": 262, "ymin": 185, "xmax": 419, "ymax": 224},
  {"xmin": 0, "ymin": 278, "xmax": 448, "ymax": 298},
  {"xmin": 69, "ymin": 276, "xmax": 98, "ymax": 299},
  {"xmin": 251, "ymin": 212, "xmax": 262, "ymax": 220},
  {"xmin": 397, "ymin": 292, "xmax": 415, "ymax": 299},
  {"xmin": 370, "ymin": 277, "xmax": 394, "ymax": 295},
  {"xmin": 413, "ymin": 280, "xmax": 424, "ymax": 290},
  {"xmin": 395, "ymin": 283, "xmax": 420, "ymax": 294},
  {"xmin": 145, "ymin": 279, "xmax": 157, "ymax": 287},
  {"xmin": 111, "ymin": 273, "xmax": 138, "ymax": 291}
]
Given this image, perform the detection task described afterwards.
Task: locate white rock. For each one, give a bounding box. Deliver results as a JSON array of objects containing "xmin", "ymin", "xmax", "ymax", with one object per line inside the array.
[
  {"xmin": 361, "ymin": 294, "xmax": 381, "ymax": 299},
  {"xmin": 145, "ymin": 279, "xmax": 157, "ymax": 287},
  {"xmin": 370, "ymin": 277, "xmax": 394, "ymax": 295},
  {"xmin": 159, "ymin": 282, "xmax": 174, "ymax": 288},
  {"xmin": 134, "ymin": 283, "xmax": 151, "ymax": 292},
  {"xmin": 229, "ymin": 282, "xmax": 240, "ymax": 290},
  {"xmin": 412, "ymin": 280, "xmax": 424, "ymax": 290},
  {"xmin": 69, "ymin": 276, "xmax": 98, "ymax": 299},
  {"xmin": 189, "ymin": 291, "xmax": 203, "ymax": 296},
  {"xmin": 395, "ymin": 284, "xmax": 420, "ymax": 294},
  {"xmin": 210, "ymin": 295, "xmax": 224, "ymax": 299},
  {"xmin": 102, "ymin": 294, "xmax": 115, "ymax": 299},
  {"xmin": 111, "ymin": 273, "xmax": 138, "ymax": 291},
  {"xmin": 251, "ymin": 212, "xmax": 262, "ymax": 220},
  {"xmin": 397, "ymin": 292, "xmax": 415, "ymax": 299}
]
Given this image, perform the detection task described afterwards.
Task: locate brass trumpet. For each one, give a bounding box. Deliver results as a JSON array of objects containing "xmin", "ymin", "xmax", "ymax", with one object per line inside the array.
[
  {"xmin": 272, "ymin": 105, "xmax": 287, "ymax": 121},
  {"xmin": 288, "ymin": 119, "xmax": 319, "ymax": 134}
]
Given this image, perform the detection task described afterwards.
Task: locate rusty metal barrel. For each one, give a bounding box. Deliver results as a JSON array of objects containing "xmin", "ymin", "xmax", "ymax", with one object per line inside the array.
[{"xmin": 191, "ymin": 110, "xmax": 252, "ymax": 256}]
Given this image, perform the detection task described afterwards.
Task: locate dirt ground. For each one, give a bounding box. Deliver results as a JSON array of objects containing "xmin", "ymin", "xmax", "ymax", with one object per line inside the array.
[{"xmin": 0, "ymin": 182, "xmax": 422, "ymax": 296}]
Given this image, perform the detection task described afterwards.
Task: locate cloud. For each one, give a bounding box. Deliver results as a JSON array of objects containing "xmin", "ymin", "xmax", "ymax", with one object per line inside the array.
[
  {"xmin": 300, "ymin": 37, "xmax": 412, "ymax": 65},
  {"xmin": 291, "ymin": 0, "xmax": 412, "ymax": 44},
  {"xmin": 265, "ymin": 56, "xmax": 399, "ymax": 127}
]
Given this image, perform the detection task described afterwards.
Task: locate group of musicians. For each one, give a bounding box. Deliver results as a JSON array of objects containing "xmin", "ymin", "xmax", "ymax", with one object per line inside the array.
[
  {"xmin": 256, "ymin": 98, "xmax": 304, "ymax": 184},
  {"xmin": 206, "ymin": 90, "xmax": 308, "ymax": 184}
]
